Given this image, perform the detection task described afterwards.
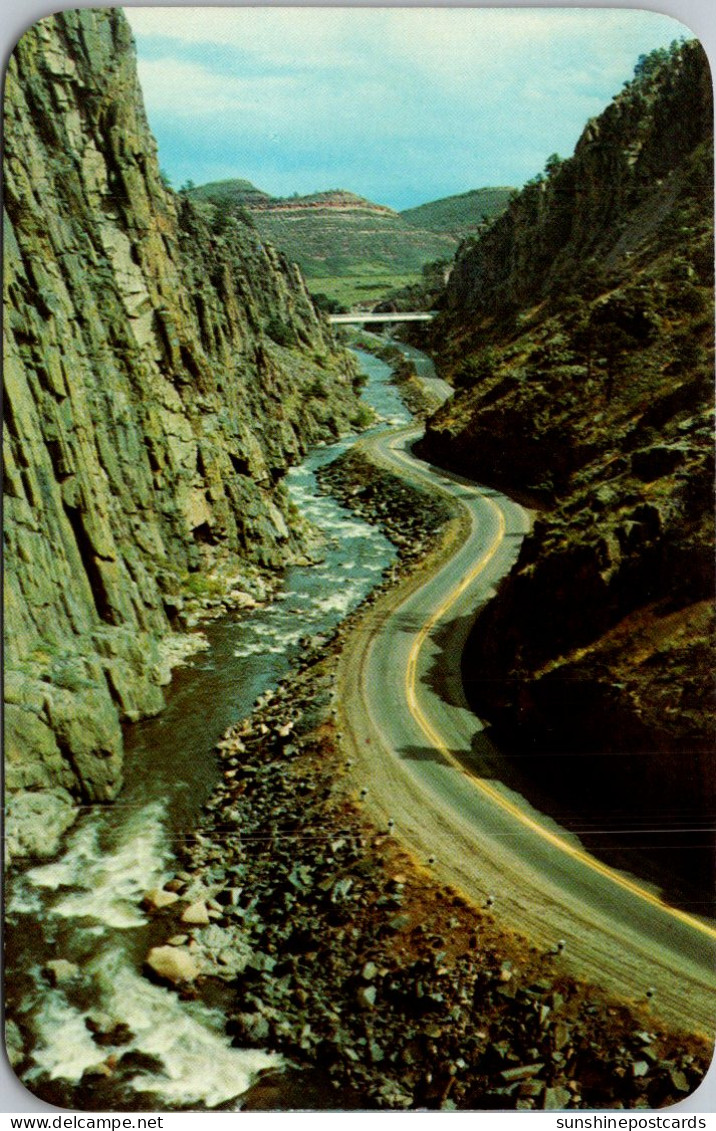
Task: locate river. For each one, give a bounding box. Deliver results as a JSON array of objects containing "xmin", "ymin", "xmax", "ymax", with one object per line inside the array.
[{"xmin": 5, "ymin": 346, "xmax": 413, "ymax": 1111}]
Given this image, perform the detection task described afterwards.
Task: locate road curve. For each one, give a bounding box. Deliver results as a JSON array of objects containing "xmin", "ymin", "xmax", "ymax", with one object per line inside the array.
[{"xmin": 336, "ymin": 423, "xmax": 716, "ymax": 1036}]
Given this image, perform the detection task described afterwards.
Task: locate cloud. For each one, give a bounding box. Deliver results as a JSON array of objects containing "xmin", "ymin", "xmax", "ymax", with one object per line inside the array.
[{"xmin": 127, "ymin": 7, "xmax": 378, "ymax": 68}]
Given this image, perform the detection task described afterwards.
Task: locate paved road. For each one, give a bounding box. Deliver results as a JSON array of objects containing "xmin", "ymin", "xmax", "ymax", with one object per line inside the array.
[{"xmin": 337, "ymin": 424, "xmax": 716, "ymax": 1035}]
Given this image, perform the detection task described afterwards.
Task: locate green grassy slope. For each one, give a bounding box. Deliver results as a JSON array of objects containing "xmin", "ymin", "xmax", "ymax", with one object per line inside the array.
[
  {"xmin": 259, "ymin": 205, "xmax": 456, "ymax": 278},
  {"xmin": 400, "ymin": 186, "xmax": 514, "ymax": 236}
]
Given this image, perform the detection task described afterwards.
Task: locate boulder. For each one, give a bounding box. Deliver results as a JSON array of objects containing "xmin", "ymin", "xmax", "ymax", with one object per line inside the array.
[
  {"xmin": 544, "ymin": 1085, "xmax": 572, "ymax": 1110},
  {"xmin": 181, "ymin": 900, "xmax": 211, "ymax": 925},
  {"xmin": 356, "ymin": 985, "xmax": 377, "ymax": 1009},
  {"xmin": 43, "ymin": 959, "xmax": 80, "ymax": 987},
  {"xmin": 142, "ymin": 888, "xmax": 180, "ymax": 911},
  {"xmin": 144, "ymin": 945, "xmax": 199, "ymax": 985},
  {"xmin": 230, "ymin": 1012, "xmax": 271, "ymax": 1046}
]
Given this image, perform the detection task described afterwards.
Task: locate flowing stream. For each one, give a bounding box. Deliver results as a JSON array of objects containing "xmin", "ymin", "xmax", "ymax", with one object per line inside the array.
[{"xmin": 5, "ymin": 347, "xmax": 413, "ymax": 1111}]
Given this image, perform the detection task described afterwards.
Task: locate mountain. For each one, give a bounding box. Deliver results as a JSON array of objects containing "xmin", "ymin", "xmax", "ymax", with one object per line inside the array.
[
  {"xmin": 418, "ymin": 40, "xmax": 714, "ymax": 836},
  {"xmin": 189, "ymin": 182, "xmax": 460, "ymax": 307},
  {"xmin": 189, "ymin": 178, "xmax": 272, "ymax": 208},
  {"xmin": 3, "ymin": 10, "xmax": 361, "ymax": 852},
  {"xmin": 400, "ymin": 186, "xmax": 514, "ymax": 237}
]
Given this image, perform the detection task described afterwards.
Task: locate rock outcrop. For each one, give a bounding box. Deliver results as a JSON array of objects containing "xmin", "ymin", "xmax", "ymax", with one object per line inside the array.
[
  {"xmin": 419, "ymin": 41, "xmax": 714, "ymax": 822},
  {"xmin": 3, "ymin": 10, "xmax": 361, "ymax": 823}
]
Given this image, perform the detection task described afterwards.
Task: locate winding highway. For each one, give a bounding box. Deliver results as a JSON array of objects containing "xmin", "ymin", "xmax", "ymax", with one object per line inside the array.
[{"xmin": 336, "ymin": 421, "xmax": 716, "ymax": 1036}]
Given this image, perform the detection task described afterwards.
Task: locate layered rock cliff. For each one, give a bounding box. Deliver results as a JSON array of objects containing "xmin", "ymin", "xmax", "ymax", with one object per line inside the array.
[
  {"xmin": 419, "ymin": 41, "xmax": 714, "ymax": 825},
  {"xmin": 3, "ymin": 10, "xmax": 361, "ymax": 829}
]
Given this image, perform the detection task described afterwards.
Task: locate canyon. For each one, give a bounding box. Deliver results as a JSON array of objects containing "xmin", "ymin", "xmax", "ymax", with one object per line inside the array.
[{"xmin": 3, "ymin": 12, "xmax": 714, "ymax": 1113}]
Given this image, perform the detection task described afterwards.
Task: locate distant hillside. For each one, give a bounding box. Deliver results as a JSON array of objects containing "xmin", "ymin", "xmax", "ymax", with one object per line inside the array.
[
  {"xmin": 248, "ymin": 190, "xmax": 456, "ymax": 277},
  {"xmin": 400, "ymin": 186, "xmax": 514, "ymax": 236},
  {"xmin": 189, "ymin": 178, "xmax": 271, "ymax": 208},
  {"xmin": 189, "ymin": 182, "xmax": 459, "ymax": 307}
]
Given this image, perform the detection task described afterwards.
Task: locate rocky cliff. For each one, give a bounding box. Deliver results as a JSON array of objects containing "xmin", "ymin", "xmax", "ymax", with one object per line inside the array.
[
  {"xmin": 3, "ymin": 9, "xmax": 361, "ymax": 835},
  {"xmin": 419, "ymin": 41, "xmax": 714, "ymax": 829}
]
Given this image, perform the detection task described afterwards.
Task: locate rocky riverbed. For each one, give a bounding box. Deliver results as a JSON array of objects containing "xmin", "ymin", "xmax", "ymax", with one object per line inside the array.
[{"xmin": 129, "ymin": 454, "xmax": 710, "ymax": 1111}]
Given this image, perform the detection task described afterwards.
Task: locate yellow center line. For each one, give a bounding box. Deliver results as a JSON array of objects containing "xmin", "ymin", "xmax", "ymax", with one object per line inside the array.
[{"xmin": 391, "ymin": 442, "xmax": 716, "ymax": 944}]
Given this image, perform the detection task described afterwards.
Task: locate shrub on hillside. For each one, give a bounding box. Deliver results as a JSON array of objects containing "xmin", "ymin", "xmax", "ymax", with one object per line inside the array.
[
  {"xmin": 454, "ymin": 346, "xmax": 498, "ymax": 388},
  {"xmin": 266, "ymin": 316, "xmax": 299, "ymax": 347}
]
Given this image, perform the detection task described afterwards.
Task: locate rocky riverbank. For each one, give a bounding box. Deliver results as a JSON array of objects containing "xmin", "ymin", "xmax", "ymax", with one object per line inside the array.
[
  {"xmin": 128, "ymin": 455, "xmax": 711, "ymax": 1112},
  {"xmin": 315, "ymin": 448, "xmax": 452, "ymax": 557}
]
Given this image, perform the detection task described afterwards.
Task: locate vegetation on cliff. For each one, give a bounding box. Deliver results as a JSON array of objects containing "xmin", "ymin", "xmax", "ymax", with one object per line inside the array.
[
  {"xmin": 3, "ymin": 10, "xmax": 361, "ymax": 831},
  {"xmin": 419, "ymin": 40, "xmax": 714, "ymax": 844}
]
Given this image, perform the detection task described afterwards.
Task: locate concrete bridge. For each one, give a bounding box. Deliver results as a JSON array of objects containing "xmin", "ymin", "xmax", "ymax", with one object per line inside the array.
[{"xmin": 328, "ymin": 311, "xmax": 436, "ymax": 325}]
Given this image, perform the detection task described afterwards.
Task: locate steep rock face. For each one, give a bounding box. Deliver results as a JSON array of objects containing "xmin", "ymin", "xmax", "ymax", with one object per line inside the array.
[
  {"xmin": 3, "ymin": 10, "xmax": 360, "ymax": 810},
  {"xmin": 419, "ymin": 41, "xmax": 714, "ymax": 815}
]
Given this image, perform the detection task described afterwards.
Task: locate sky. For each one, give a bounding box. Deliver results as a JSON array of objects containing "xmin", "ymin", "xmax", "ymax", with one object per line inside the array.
[{"xmin": 124, "ymin": 7, "xmax": 696, "ymax": 211}]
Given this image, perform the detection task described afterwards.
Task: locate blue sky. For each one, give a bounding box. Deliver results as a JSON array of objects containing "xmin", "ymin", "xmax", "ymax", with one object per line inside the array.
[{"xmin": 125, "ymin": 7, "xmax": 695, "ymax": 211}]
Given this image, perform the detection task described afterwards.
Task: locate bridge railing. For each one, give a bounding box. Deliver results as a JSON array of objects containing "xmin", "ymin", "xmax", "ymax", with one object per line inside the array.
[{"xmin": 327, "ymin": 312, "xmax": 436, "ymax": 325}]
